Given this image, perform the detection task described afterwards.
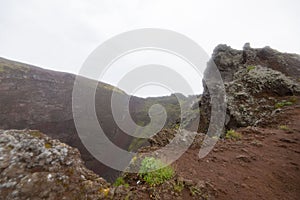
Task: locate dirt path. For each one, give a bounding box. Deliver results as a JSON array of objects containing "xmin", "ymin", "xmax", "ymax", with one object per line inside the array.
[{"xmin": 175, "ymin": 104, "xmax": 300, "ymax": 200}]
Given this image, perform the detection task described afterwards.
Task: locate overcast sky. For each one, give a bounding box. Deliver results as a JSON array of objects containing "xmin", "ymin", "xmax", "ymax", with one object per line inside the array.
[{"xmin": 0, "ymin": 0, "xmax": 299, "ymax": 96}]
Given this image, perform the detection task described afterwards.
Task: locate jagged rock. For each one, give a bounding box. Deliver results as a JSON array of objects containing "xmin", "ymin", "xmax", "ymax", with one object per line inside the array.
[
  {"xmin": 0, "ymin": 129, "xmax": 111, "ymax": 200},
  {"xmin": 225, "ymin": 65, "xmax": 299, "ymax": 127},
  {"xmin": 199, "ymin": 44, "xmax": 300, "ymax": 133},
  {"xmin": 210, "ymin": 44, "xmax": 243, "ymax": 82}
]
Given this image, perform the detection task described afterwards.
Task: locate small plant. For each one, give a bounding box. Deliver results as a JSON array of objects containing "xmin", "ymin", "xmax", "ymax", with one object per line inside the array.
[
  {"xmin": 139, "ymin": 157, "xmax": 174, "ymax": 186},
  {"xmin": 113, "ymin": 177, "xmax": 129, "ymax": 187},
  {"xmin": 173, "ymin": 180, "xmax": 184, "ymax": 193},
  {"xmin": 173, "ymin": 123, "xmax": 180, "ymax": 130},
  {"xmin": 189, "ymin": 186, "xmax": 201, "ymax": 196},
  {"xmin": 225, "ymin": 129, "xmax": 242, "ymax": 140},
  {"xmin": 247, "ymin": 65, "xmax": 256, "ymax": 72},
  {"xmin": 275, "ymin": 100, "xmax": 293, "ymax": 109},
  {"xmin": 278, "ymin": 125, "xmax": 290, "ymax": 131}
]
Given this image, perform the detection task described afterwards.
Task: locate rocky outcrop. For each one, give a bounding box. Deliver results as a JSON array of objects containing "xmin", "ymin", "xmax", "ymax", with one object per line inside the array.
[
  {"xmin": 0, "ymin": 129, "xmax": 111, "ymax": 200},
  {"xmin": 0, "ymin": 129, "xmax": 216, "ymax": 200},
  {"xmin": 199, "ymin": 44, "xmax": 300, "ymax": 133}
]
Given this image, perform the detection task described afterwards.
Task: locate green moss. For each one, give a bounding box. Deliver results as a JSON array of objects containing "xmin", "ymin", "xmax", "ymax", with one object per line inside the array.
[
  {"xmin": 225, "ymin": 129, "xmax": 242, "ymax": 140},
  {"xmin": 247, "ymin": 65, "xmax": 256, "ymax": 72},
  {"xmin": 275, "ymin": 100, "xmax": 293, "ymax": 109},
  {"xmin": 113, "ymin": 177, "xmax": 129, "ymax": 187}
]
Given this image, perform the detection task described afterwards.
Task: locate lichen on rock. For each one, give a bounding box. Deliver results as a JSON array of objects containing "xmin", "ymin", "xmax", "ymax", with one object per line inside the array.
[{"xmin": 0, "ymin": 129, "xmax": 110, "ymax": 200}]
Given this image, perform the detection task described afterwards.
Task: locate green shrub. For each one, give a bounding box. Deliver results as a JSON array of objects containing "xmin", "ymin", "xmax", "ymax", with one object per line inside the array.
[
  {"xmin": 225, "ymin": 129, "xmax": 242, "ymax": 140},
  {"xmin": 275, "ymin": 100, "xmax": 293, "ymax": 109},
  {"xmin": 113, "ymin": 177, "xmax": 129, "ymax": 187},
  {"xmin": 139, "ymin": 157, "xmax": 174, "ymax": 186}
]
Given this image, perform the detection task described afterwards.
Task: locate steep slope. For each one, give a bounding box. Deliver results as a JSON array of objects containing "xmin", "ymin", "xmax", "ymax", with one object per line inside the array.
[
  {"xmin": 0, "ymin": 57, "xmax": 189, "ymax": 181},
  {"xmin": 0, "ymin": 57, "xmax": 134, "ymax": 181}
]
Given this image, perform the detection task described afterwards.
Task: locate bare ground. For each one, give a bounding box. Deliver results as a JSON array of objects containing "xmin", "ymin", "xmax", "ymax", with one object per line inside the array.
[{"xmin": 175, "ymin": 103, "xmax": 300, "ymax": 200}]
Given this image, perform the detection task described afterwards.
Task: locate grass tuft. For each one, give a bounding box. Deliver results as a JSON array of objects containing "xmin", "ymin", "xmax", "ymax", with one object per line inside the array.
[
  {"xmin": 225, "ymin": 129, "xmax": 242, "ymax": 140},
  {"xmin": 275, "ymin": 100, "xmax": 293, "ymax": 109},
  {"xmin": 113, "ymin": 177, "xmax": 129, "ymax": 188},
  {"xmin": 139, "ymin": 157, "xmax": 174, "ymax": 186}
]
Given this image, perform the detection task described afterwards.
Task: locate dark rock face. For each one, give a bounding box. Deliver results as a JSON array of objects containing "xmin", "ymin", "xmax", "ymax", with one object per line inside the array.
[
  {"xmin": 199, "ymin": 44, "xmax": 300, "ymax": 133},
  {"xmin": 210, "ymin": 44, "xmax": 243, "ymax": 82},
  {"xmin": 242, "ymin": 43, "xmax": 300, "ymax": 79}
]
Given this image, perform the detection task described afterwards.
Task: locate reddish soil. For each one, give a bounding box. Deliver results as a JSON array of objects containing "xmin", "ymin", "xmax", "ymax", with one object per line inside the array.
[{"xmin": 175, "ymin": 103, "xmax": 300, "ymax": 199}]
